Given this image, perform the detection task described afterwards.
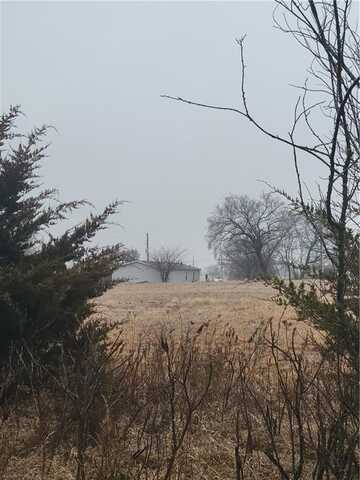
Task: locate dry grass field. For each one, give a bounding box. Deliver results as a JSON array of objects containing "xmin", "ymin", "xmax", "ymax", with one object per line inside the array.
[
  {"xmin": 94, "ymin": 280, "xmax": 310, "ymax": 344},
  {"xmin": 3, "ymin": 280, "xmax": 324, "ymax": 480}
]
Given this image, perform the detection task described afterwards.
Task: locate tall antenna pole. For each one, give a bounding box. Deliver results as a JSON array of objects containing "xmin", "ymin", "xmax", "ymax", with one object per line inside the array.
[{"xmin": 146, "ymin": 232, "xmax": 150, "ymax": 262}]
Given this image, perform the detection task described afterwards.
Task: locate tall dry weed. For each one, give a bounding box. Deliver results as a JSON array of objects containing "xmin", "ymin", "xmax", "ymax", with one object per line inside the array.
[{"xmin": 0, "ymin": 318, "xmax": 357, "ymax": 480}]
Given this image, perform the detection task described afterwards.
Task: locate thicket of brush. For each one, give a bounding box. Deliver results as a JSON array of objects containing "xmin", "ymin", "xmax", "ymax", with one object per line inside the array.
[{"xmin": 0, "ymin": 315, "xmax": 358, "ymax": 480}]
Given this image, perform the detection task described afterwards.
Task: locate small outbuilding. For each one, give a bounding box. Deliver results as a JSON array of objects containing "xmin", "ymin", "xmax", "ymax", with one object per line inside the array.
[{"xmin": 112, "ymin": 261, "xmax": 201, "ymax": 284}]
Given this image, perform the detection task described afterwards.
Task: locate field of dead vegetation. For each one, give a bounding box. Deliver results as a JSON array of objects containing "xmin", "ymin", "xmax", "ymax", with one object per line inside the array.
[
  {"xmin": 94, "ymin": 280, "xmax": 310, "ymax": 343},
  {"xmin": 3, "ymin": 280, "xmax": 325, "ymax": 480}
]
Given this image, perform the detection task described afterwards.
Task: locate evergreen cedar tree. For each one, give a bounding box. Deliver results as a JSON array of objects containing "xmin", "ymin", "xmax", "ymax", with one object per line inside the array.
[{"xmin": 0, "ymin": 106, "xmax": 130, "ymax": 363}]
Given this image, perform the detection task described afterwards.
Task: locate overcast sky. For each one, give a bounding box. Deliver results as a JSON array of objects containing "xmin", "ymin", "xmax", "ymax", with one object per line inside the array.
[{"xmin": 1, "ymin": 1, "xmax": 328, "ymax": 269}]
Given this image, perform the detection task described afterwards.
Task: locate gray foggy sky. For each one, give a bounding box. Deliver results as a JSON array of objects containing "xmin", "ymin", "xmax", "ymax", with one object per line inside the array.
[{"xmin": 1, "ymin": 1, "xmax": 327, "ymax": 269}]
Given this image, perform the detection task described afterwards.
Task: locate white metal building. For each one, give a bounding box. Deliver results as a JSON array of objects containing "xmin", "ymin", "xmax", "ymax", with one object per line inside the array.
[{"xmin": 112, "ymin": 261, "xmax": 201, "ymax": 284}]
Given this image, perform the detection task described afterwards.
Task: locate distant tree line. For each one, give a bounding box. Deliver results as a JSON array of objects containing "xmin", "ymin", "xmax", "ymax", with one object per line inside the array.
[{"xmin": 207, "ymin": 193, "xmax": 331, "ymax": 280}]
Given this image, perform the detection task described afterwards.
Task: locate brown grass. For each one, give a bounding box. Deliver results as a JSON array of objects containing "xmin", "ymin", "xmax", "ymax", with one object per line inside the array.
[
  {"xmin": 94, "ymin": 280, "xmax": 311, "ymax": 344},
  {"xmin": 1, "ymin": 281, "xmax": 339, "ymax": 480}
]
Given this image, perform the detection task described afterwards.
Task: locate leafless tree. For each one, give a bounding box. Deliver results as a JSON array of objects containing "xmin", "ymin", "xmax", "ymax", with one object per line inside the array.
[
  {"xmin": 207, "ymin": 193, "xmax": 291, "ymax": 278},
  {"xmin": 163, "ymin": 4, "xmax": 359, "ymax": 474},
  {"xmin": 162, "ymin": 0, "xmax": 359, "ymax": 347},
  {"xmin": 150, "ymin": 247, "xmax": 186, "ymax": 282},
  {"xmin": 277, "ymin": 214, "xmax": 325, "ymax": 279}
]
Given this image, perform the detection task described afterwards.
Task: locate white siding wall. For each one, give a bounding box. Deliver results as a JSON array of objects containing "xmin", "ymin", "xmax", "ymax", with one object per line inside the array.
[
  {"xmin": 113, "ymin": 263, "xmax": 161, "ymax": 283},
  {"xmin": 169, "ymin": 270, "xmax": 200, "ymax": 283},
  {"xmin": 113, "ymin": 262, "xmax": 201, "ymax": 284},
  {"xmin": 169, "ymin": 270, "xmax": 189, "ymax": 283},
  {"xmin": 193, "ymin": 270, "xmax": 200, "ymax": 282}
]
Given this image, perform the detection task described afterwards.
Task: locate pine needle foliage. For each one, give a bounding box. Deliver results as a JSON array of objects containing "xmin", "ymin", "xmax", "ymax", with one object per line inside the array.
[{"xmin": 0, "ymin": 106, "xmax": 129, "ymax": 364}]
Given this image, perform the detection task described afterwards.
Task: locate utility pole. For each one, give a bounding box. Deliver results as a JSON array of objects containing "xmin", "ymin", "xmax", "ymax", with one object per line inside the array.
[{"xmin": 146, "ymin": 232, "xmax": 150, "ymax": 262}]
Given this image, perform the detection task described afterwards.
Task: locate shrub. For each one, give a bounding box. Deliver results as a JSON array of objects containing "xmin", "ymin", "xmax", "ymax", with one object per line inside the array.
[{"xmin": 0, "ymin": 106, "xmax": 132, "ymax": 397}]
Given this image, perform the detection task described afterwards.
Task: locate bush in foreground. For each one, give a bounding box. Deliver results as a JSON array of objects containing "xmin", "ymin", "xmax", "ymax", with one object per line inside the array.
[{"xmin": 0, "ymin": 106, "xmax": 132, "ymax": 399}]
